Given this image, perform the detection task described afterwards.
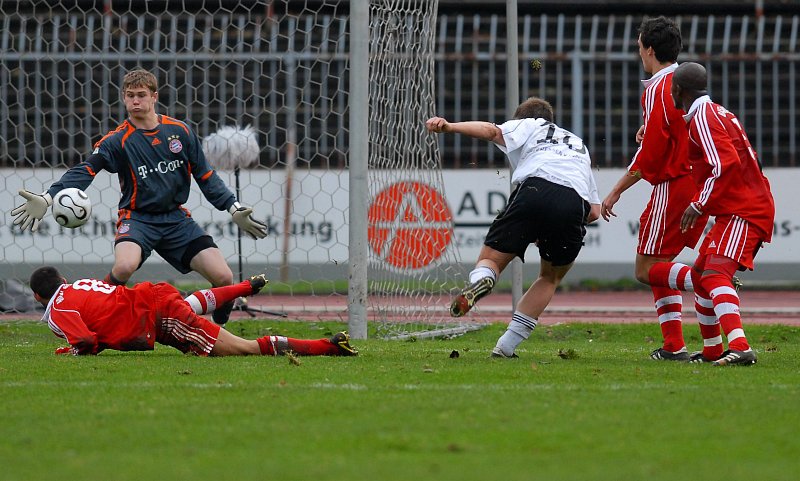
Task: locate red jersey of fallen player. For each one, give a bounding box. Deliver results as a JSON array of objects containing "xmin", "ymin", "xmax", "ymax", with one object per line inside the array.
[
  {"xmin": 628, "ymin": 64, "xmax": 691, "ymax": 185},
  {"xmin": 685, "ymin": 95, "xmax": 775, "ymax": 240},
  {"xmin": 42, "ymin": 279, "xmax": 159, "ymax": 355}
]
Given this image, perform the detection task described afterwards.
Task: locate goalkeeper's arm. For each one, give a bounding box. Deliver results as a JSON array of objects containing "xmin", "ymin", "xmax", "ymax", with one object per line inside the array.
[{"xmin": 11, "ymin": 153, "xmax": 103, "ymax": 232}]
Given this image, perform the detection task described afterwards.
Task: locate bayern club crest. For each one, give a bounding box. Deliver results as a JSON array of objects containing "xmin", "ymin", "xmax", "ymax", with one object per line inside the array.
[
  {"xmin": 168, "ymin": 135, "xmax": 183, "ymax": 153},
  {"xmin": 118, "ymin": 223, "xmax": 130, "ymax": 234}
]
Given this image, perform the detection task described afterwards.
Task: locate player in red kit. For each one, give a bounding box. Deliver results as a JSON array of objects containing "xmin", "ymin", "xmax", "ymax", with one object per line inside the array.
[
  {"xmin": 601, "ymin": 17, "xmax": 707, "ymax": 361},
  {"xmin": 646, "ymin": 62, "xmax": 774, "ymax": 366},
  {"xmin": 29, "ymin": 266, "xmax": 357, "ymax": 357}
]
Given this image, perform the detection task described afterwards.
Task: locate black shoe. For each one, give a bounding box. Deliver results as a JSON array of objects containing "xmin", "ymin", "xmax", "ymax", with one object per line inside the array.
[
  {"xmin": 450, "ymin": 277, "xmax": 495, "ymax": 317},
  {"xmin": 212, "ymin": 300, "xmax": 234, "ymax": 325},
  {"xmin": 712, "ymin": 349, "xmax": 757, "ymax": 366},
  {"xmin": 249, "ymin": 274, "xmax": 269, "ymax": 294},
  {"xmin": 650, "ymin": 347, "xmax": 690, "ymax": 361},
  {"xmin": 329, "ymin": 331, "xmax": 358, "ymax": 356},
  {"xmin": 688, "ymin": 351, "xmax": 716, "ymax": 364}
]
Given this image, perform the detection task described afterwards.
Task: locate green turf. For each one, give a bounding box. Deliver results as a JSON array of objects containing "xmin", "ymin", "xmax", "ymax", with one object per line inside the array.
[{"xmin": 1, "ymin": 320, "xmax": 799, "ymax": 481}]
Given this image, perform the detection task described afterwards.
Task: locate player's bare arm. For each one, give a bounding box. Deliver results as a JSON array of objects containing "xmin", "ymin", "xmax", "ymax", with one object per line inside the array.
[
  {"xmin": 600, "ymin": 171, "xmax": 641, "ymax": 221},
  {"xmin": 426, "ymin": 117, "xmax": 504, "ymax": 146},
  {"xmin": 587, "ymin": 203, "xmax": 601, "ymax": 224},
  {"xmin": 635, "ymin": 125, "xmax": 645, "ymax": 144},
  {"xmin": 680, "ymin": 203, "xmax": 702, "ymax": 233}
]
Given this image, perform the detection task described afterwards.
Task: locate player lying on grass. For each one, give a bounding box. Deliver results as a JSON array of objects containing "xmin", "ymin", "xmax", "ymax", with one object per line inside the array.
[
  {"xmin": 29, "ymin": 266, "xmax": 357, "ymax": 357},
  {"xmin": 426, "ymin": 97, "xmax": 601, "ymax": 358},
  {"xmin": 645, "ymin": 62, "xmax": 775, "ymax": 366}
]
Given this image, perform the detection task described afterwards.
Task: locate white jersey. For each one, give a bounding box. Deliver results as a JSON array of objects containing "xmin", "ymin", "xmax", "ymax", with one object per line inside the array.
[{"xmin": 495, "ymin": 118, "xmax": 600, "ymax": 204}]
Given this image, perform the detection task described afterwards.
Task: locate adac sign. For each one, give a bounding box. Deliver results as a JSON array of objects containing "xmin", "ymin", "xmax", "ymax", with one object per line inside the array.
[{"xmin": 368, "ymin": 181, "xmax": 453, "ymax": 270}]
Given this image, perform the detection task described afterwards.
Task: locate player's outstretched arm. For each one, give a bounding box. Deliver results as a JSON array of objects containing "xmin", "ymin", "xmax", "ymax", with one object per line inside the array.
[
  {"xmin": 229, "ymin": 202, "xmax": 268, "ymax": 239},
  {"xmin": 11, "ymin": 190, "xmax": 53, "ymax": 232},
  {"xmin": 426, "ymin": 117, "xmax": 504, "ymax": 145}
]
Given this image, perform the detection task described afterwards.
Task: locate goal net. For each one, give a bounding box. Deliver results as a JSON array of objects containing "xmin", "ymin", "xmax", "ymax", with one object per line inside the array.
[
  {"xmin": 366, "ymin": 0, "xmax": 470, "ymax": 338},
  {"xmin": 0, "ymin": 0, "xmax": 471, "ymax": 337}
]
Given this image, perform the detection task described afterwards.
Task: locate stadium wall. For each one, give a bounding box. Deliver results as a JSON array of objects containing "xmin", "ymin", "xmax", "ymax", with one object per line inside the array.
[{"xmin": 3, "ymin": 168, "xmax": 797, "ymax": 285}]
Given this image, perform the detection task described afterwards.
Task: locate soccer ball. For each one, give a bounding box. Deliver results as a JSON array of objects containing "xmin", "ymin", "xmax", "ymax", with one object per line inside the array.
[{"xmin": 51, "ymin": 188, "xmax": 92, "ymax": 228}]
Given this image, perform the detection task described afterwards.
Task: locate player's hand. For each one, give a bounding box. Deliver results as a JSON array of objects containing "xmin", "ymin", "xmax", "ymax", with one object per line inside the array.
[
  {"xmin": 11, "ymin": 190, "xmax": 52, "ymax": 232},
  {"xmin": 635, "ymin": 125, "xmax": 645, "ymax": 144},
  {"xmin": 425, "ymin": 117, "xmax": 450, "ymax": 133},
  {"xmin": 229, "ymin": 203, "xmax": 268, "ymax": 239},
  {"xmin": 600, "ymin": 192, "xmax": 620, "ymax": 222},
  {"xmin": 54, "ymin": 346, "xmax": 73, "ymax": 355},
  {"xmin": 586, "ymin": 203, "xmax": 601, "ymax": 224},
  {"xmin": 680, "ymin": 204, "xmax": 702, "ymax": 233}
]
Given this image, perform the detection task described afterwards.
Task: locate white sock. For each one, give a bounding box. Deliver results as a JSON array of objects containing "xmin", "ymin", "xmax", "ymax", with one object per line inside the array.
[
  {"xmin": 469, "ymin": 266, "xmax": 496, "ymax": 284},
  {"xmin": 494, "ymin": 311, "xmax": 538, "ymax": 356}
]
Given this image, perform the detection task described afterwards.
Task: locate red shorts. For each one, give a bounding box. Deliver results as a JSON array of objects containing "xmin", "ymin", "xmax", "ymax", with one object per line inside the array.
[
  {"xmin": 638, "ymin": 175, "xmax": 706, "ymax": 256},
  {"xmin": 698, "ymin": 215, "xmax": 766, "ymax": 270},
  {"xmin": 151, "ymin": 284, "xmax": 221, "ymax": 356}
]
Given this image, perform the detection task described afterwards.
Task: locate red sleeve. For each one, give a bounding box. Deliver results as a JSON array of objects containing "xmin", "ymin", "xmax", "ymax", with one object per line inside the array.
[
  {"xmin": 629, "ymin": 74, "xmax": 690, "ymax": 184},
  {"xmin": 47, "ymin": 305, "xmax": 100, "ymax": 355},
  {"xmin": 628, "ymin": 88, "xmax": 672, "ymax": 183},
  {"xmin": 689, "ymin": 106, "xmax": 740, "ymax": 212}
]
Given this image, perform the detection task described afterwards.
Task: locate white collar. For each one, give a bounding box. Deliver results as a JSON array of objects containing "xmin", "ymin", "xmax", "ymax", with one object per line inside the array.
[
  {"xmin": 641, "ymin": 62, "xmax": 678, "ymax": 88},
  {"xmin": 682, "ymin": 95, "xmax": 713, "ymax": 122},
  {"xmin": 40, "ymin": 284, "xmax": 67, "ymax": 323}
]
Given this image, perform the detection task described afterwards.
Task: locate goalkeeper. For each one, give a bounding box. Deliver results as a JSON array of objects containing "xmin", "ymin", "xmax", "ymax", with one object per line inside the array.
[
  {"xmin": 11, "ymin": 69, "xmax": 267, "ymax": 325},
  {"xmin": 426, "ymin": 97, "xmax": 601, "ymax": 358}
]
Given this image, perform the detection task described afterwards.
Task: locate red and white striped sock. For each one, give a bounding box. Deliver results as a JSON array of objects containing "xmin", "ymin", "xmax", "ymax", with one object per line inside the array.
[
  {"xmin": 652, "ymin": 286, "xmax": 685, "ymax": 352},
  {"xmin": 693, "ymin": 281, "xmax": 724, "ymax": 360},
  {"xmin": 648, "ymin": 262, "xmax": 694, "ymax": 291},
  {"xmin": 184, "ymin": 280, "xmax": 253, "ymax": 314},
  {"xmin": 701, "ymin": 273, "xmax": 749, "ymax": 352}
]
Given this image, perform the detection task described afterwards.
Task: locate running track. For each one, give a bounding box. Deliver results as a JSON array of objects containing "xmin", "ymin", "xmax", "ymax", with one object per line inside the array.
[
  {"xmin": 239, "ymin": 290, "xmax": 800, "ymax": 325},
  {"xmin": 4, "ymin": 290, "xmax": 799, "ymax": 326}
]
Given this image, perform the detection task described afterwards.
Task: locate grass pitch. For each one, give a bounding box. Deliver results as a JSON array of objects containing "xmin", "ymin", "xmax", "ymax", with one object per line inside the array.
[{"xmin": 1, "ymin": 319, "xmax": 799, "ymax": 481}]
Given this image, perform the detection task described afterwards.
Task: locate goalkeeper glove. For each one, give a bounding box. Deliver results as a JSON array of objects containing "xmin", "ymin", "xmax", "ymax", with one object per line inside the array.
[
  {"xmin": 228, "ymin": 202, "xmax": 268, "ymax": 239},
  {"xmin": 11, "ymin": 189, "xmax": 52, "ymax": 232}
]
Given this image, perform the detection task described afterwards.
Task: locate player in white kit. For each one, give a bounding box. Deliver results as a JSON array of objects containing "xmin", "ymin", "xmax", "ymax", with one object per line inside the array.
[{"xmin": 426, "ymin": 96, "xmax": 601, "ymax": 358}]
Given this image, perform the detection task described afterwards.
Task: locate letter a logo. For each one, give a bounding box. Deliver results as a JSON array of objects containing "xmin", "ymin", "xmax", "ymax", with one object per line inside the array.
[{"xmin": 368, "ymin": 181, "xmax": 453, "ymax": 270}]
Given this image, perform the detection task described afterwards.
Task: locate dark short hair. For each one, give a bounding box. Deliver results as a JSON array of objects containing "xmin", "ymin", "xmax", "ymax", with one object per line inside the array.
[
  {"xmin": 30, "ymin": 266, "xmax": 65, "ymax": 301},
  {"xmin": 513, "ymin": 97, "xmax": 554, "ymax": 122},
  {"xmin": 638, "ymin": 16, "xmax": 682, "ymax": 63}
]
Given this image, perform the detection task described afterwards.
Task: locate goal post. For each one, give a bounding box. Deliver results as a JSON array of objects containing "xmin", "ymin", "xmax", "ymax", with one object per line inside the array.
[{"xmin": 348, "ymin": 0, "xmax": 370, "ymax": 339}]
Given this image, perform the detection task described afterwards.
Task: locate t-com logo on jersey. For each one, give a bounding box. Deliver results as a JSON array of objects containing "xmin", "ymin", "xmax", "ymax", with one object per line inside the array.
[{"xmin": 137, "ymin": 159, "xmax": 185, "ymax": 179}]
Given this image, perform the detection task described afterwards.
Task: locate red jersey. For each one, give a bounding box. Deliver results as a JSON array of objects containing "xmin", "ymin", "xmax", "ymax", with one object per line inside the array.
[
  {"xmin": 685, "ymin": 96, "xmax": 775, "ymax": 240},
  {"xmin": 628, "ymin": 64, "xmax": 691, "ymax": 185},
  {"xmin": 42, "ymin": 279, "xmax": 161, "ymax": 355}
]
